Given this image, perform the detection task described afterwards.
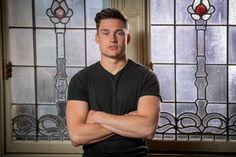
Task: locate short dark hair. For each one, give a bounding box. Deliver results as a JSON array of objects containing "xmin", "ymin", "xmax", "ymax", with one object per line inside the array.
[{"xmin": 94, "ymin": 8, "xmax": 128, "ymax": 30}]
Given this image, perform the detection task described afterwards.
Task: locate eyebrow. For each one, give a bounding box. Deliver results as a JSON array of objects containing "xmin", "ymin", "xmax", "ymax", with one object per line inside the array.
[{"xmin": 100, "ymin": 29, "xmax": 125, "ymax": 33}]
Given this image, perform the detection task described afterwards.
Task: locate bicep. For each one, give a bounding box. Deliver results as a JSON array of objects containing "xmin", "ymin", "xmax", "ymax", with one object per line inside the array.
[{"xmin": 66, "ymin": 100, "xmax": 89, "ymax": 133}]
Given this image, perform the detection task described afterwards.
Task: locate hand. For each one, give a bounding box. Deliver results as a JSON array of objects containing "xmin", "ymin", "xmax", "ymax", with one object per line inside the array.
[{"xmin": 86, "ymin": 110, "xmax": 98, "ymax": 124}]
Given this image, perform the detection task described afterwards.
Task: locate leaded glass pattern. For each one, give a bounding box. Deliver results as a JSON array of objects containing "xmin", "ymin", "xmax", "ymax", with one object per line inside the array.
[
  {"xmin": 151, "ymin": 0, "xmax": 236, "ymax": 141},
  {"xmin": 8, "ymin": 0, "xmax": 110, "ymax": 141}
]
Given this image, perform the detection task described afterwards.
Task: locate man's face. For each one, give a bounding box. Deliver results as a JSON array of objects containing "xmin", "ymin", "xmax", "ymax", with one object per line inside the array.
[{"xmin": 96, "ymin": 19, "xmax": 130, "ymax": 60}]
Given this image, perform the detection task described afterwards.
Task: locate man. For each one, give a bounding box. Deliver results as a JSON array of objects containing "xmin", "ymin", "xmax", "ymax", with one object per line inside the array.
[{"xmin": 66, "ymin": 8, "xmax": 161, "ymax": 157}]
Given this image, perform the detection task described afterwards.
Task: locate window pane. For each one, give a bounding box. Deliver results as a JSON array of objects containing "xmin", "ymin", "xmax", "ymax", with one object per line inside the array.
[
  {"xmin": 176, "ymin": 26, "xmax": 196, "ymax": 64},
  {"xmin": 87, "ymin": 30, "xmax": 100, "ymax": 65},
  {"xmin": 36, "ymin": 29, "xmax": 56, "ymax": 66},
  {"xmin": 208, "ymin": 0, "xmax": 227, "ymax": 24},
  {"xmin": 9, "ymin": 29, "xmax": 34, "ymax": 65},
  {"xmin": 207, "ymin": 65, "xmax": 227, "ymax": 103},
  {"xmin": 8, "ymin": 0, "xmax": 32, "ymax": 27},
  {"xmin": 65, "ymin": 30, "xmax": 85, "ymax": 66},
  {"xmin": 151, "ymin": 26, "xmax": 174, "ymax": 63},
  {"xmin": 150, "ymin": 0, "xmax": 174, "ymax": 24},
  {"xmin": 176, "ymin": 65, "xmax": 196, "ymax": 102},
  {"xmin": 153, "ymin": 65, "xmax": 175, "ymax": 101},
  {"xmin": 229, "ymin": 0, "xmax": 236, "ymax": 25},
  {"xmin": 35, "ymin": 0, "xmax": 54, "ymax": 27},
  {"xmin": 37, "ymin": 68, "xmax": 57, "ymax": 104},
  {"xmin": 229, "ymin": 27, "xmax": 236, "ymax": 64},
  {"xmin": 86, "ymin": 0, "xmax": 103, "ymax": 28},
  {"xmin": 176, "ymin": 0, "xmax": 194, "ymax": 24},
  {"xmin": 206, "ymin": 26, "xmax": 227, "ymax": 64},
  {"xmin": 229, "ymin": 66, "xmax": 236, "ymax": 103},
  {"xmin": 12, "ymin": 67, "xmax": 35, "ymax": 103},
  {"xmin": 66, "ymin": 0, "xmax": 84, "ymax": 28}
]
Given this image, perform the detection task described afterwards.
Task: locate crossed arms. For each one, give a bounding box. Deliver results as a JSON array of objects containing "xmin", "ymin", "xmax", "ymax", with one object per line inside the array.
[{"xmin": 66, "ymin": 95, "xmax": 161, "ymax": 147}]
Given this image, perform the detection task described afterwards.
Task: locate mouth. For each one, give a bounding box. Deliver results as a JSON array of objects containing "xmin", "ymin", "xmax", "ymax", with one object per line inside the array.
[{"xmin": 108, "ymin": 45, "xmax": 118, "ymax": 50}]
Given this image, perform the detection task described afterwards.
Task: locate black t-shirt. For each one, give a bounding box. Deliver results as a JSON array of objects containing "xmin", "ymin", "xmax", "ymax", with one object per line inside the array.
[{"xmin": 67, "ymin": 59, "xmax": 161, "ymax": 157}]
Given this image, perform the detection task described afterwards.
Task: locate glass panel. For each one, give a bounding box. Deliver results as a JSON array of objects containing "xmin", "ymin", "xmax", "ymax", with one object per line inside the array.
[
  {"xmin": 67, "ymin": 68, "xmax": 83, "ymax": 83},
  {"xmin": 12, "ymin": 105, "xmax": 36, "ymax": 140},
  {"xmin": 229, "ymin": 66, "xmax": 236, "ymax": 103},
  {"xmin": 229, "ymin": 27, "xmax": 236, "ymax": 64},
  {"xmin": 8, "ymin": 0, "xmax": 32, "ymax": 27},
  {"xmin": 12, "ymin": 67, "xmax": 35, "ymax": 104},
  {"xmin": 150, "ymin": 0, "xmax": 174, "ymax": 24},
  {"xmin": 86, "ymin": 0, "xmax": 103, "ymax": 28},
  {"xmin": 229, "ymin": 104, "xmax": 236, "ymax": 141},
  {"xmin": 207, "ymin": 104, "xmax": 226, "ymax": 115},
  {"xmin": 206, "ymin": 26, "xmax": 227, "ymax": 64},
  {"xmin": 229, "ymin": 0, "xmax": 236, "ymax": 25},
  {"xmin": 35, "ymin": 0, "xmax": 54, "ymax": 27},
  {"xmin": 153, "ymin": 65, "xmax": 175, "ymax": 101},
  {"xmin": 206, "ymin": 65, "xmax": 227, "ymax": 103},
  {"xmin": 9, "ymin": 29, "xmax": 34, "ymax": 65},
  {"xmin": 66, "ymin": 0, "xmax": 84, "ymax": 28},
  {"xmin": 208, "ymin": 0, "xmax": 227, "ymax": 24},
  {"xmin": 151, "ymin": 26, "xmax": 174, "ymax": 63},
  {"xmin": 65, "ymin": 30, "xmax": 85, "ymax": 66},
  {"xmin": 176, "ymin": 0, "xmax": 195, "ymax": 24},
  {"xmin": 87, "ymin": 30, "xmax": 100, "ymax": 65},
  {"xmin": 176, "ymin": 65, "xmax": 196, "ymax": 102},
  {"xmin": 176, "ymin": 26, "xmax": 196, "ymax": 64},
  {"xmin": 36, "ymin": 29, "xmax": 56, "ymax": 66},
  {"xmin": 37, "ymin": 68, "xmax": 57, "ymax": 104}
]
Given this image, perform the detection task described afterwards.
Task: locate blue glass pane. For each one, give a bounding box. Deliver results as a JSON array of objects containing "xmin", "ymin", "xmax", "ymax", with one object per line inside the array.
[
  {"xmin": 176, "ymin": 26, "xmax": 196, "ymax": 64},
  {"xmin": 153, "ymin": 65, "xmax": 175, "ymax": 101},
  {"xmin": 151, "ymin": 26, "xmax": 174, "ymax": 63},
  {"xmin": 206, "ymin": 26, "xmax": 227, "ymax": 64},
  {"xmin": 206, "ymin": 65, "xmax": 227, "ymax": 103},
  {"xmin": 229, "ymin": 27, "xmax": 236, "ymax": 64},
  {"xmin": 151, "ymin": 0, "xmax": 174, "ymax": 24},
  {"xmin": 176, "ymin": 0, "xmax": 194, "ymax": 24},
  {"xmin": 176, "ymin": 65, "xmax": 197, "ymax": 102},
  {"xmin": 208, "ymin": 0, "xmax": 227, "ymax": 24}
]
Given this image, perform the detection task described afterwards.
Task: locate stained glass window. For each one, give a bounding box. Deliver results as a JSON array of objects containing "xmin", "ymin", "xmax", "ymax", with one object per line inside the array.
[
  {"xmin": 8, "ymin": 0, "xmax": 110, "ymax": 141},
  {"xmin": 150, "ymin": 0, "xmax": 236, "ymax": 141}
]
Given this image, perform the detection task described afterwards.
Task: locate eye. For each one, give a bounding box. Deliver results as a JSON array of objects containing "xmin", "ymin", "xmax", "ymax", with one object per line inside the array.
[
  {"xmin": 116, "ymin": 31, "xmax": 125, "ymax": 36},
  {"xmin": 101, "ymin": 31, "xmax": 109, "ymax": 35}
]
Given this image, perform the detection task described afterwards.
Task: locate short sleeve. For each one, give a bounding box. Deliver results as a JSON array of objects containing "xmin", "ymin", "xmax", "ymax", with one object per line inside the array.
[
  {"xmin": 140, "ymin": 70, "xmax": 162, "ymax": 101},
  {"xmin": 67, "ymin": 71, "xmax": 88, "ymax": 102}
]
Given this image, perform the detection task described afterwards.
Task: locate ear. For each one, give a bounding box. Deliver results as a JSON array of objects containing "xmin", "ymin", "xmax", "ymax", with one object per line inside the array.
[
  {"xmin": 127, "ymin": 34, "xmax": 131, "ymax": 44},
  {"xmin": 95, "ymin": 32, "xmax": 99, "ymax": 43}
]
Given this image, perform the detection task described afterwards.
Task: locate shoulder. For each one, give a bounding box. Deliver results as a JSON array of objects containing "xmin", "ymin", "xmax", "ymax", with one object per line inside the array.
[
  {"xmin": 128, "ymin": 59, "xmax": 156, "ymax": 77},
  {"xmin": 72, "ymin": 62, "xmax": 99, "ymax": 79}
]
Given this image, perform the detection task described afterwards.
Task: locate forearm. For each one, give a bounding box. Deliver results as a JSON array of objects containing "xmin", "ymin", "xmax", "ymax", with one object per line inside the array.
[
  {"xmin": 68, "ymin": 123, "xmax": 113, "ymax": 146},
  {"xmin": 95, "ymin": 112, "xmax": 157, "ymax": 139}
]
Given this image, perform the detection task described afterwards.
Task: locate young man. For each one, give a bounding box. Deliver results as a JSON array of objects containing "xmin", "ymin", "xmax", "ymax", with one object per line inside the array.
[{"xmin": 66, "ymin": 8, "xmax": 161, "ymax": 157}]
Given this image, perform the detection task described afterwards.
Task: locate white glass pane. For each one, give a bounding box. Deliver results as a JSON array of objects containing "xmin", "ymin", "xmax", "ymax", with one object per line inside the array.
[
  {"xmin": 151, "ymin": 26, "xmax": 174, "ymax": 63},
  {"xmin": 229, "ymin": 0, "xmax": 236, "ymax": 25},
  {"xmin": 207, "ymin": 65, "xmax": 227, "ymax": 103},
  {"xmin": 151, "ymin": 0, "xmax": 174, "ymax": 24},
  {"xmin": 9, "ymin": 29, "xmax": 34, "ymax": 65},
  {"xmin": 8, "ymin": 0, "xmax": 32, "ymax": 27},
  {"xmin": 66, "ymin": 30, "xmax": 85, "ymax": 66},
  {"xmin": 206, "ymin": 27, "xmax": 227, "ymax": 64},
  {"xmin": 37, "ymin": 68, "xmax": 57, "ymax": 104},
  {"xmin": 87, "ymin": 30, "xmax": 100, "ymax": 65},
  {"xmin": 36, "ymin": 29, "xmax": 56, "ymax": 66},
  {"xmin": 12, "ymin": 67, "xmax": 35, "ymax": 103},
  {"xmin": 153, "ymin": 65, "xmax": 175, "ymax": 101},
  {"xmin": 208, "ymin": 0, "xmax": 227, "ymax": 24},
  {"xmin": 229, "ymin": 66, "xmax": 236, "ymax": 103},
  {"xmin": 207, "ymin": 104, "xmax": 226, "ymax": 115},
  {"xmin": 177, "ymin": 103, "xmax": 197, "ymax": 115},
  {"xmin": 176, "ymin": 26, "xmax": 196, "ymax": 64},
  {"xmin": 229, "ymin": 27, "xmax": 236, "ymax": 64},
  {"xmin": 176, "ymin": 0, "xmax": 195, "ymax": 24},
  {"xmin": 176, "ymin": 65, "xmax": 197, "ymax": 102}
]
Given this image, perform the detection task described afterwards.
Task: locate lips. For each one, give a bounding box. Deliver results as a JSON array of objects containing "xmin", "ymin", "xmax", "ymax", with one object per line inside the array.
[{"xmin": 108, "ymin": 45, "xmax": 118, "ymax": 50}]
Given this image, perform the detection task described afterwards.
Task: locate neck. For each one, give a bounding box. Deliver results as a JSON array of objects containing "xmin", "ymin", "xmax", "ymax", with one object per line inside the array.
[{"xmin": 100, "ymin": 56, "xmax": 128, "ymax": 75}]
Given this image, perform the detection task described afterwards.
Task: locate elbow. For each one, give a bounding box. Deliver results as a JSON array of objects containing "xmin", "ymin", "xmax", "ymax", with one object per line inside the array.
[
  {"xmin": 69, "ymin": 135, "xmax": 87, "ymax": 147},
  {"xmin": 143, "ymin": 126, "xmax": 156, "ymax": 140}
]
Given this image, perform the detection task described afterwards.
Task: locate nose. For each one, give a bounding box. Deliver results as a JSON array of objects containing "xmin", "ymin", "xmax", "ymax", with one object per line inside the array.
[{"xmin": 110, "ymin": 33, "xmax": 117, "ymax": 43}]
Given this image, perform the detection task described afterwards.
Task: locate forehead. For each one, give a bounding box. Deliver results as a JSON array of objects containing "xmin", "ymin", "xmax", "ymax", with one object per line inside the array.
[{"xmin": 99, "ymin": 19, "xmax": 126, "ymax": 30}]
